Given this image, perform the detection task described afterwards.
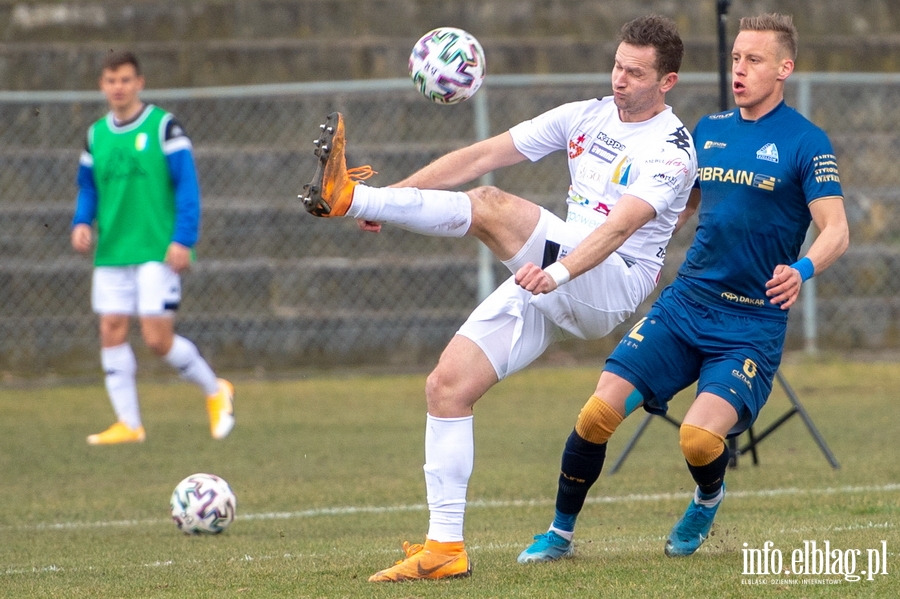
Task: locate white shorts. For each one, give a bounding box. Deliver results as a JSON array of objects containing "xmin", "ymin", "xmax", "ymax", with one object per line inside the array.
[
  {"xmin": 92, "ymin": 262, "xmax": 181, "ymax": 316},
  {"xmin": 457, "ymin": 208, "xmax": 654, "ymax": 380}
]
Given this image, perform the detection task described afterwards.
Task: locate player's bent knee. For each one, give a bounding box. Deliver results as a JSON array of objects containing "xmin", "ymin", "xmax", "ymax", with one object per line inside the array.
[
  {"xmin": 424, "ymin": 368, "xmax": 475, "ymax": 417},
  {"xmin": 467, "ymin": 185, "xmax": 502, "ymax": 203},
  {"xmin": 679, "ymin": 423, "xmax": 726, "ymax": 466},
  {"xmin": 574, "ymin": 395, "xmax": 624, "ymax": 445}
]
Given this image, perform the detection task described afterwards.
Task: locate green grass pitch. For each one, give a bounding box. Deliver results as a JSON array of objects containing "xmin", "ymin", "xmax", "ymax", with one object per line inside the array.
[{"xmin": 0, "ymin": 359, "xmax": 897, "ymax": 598}]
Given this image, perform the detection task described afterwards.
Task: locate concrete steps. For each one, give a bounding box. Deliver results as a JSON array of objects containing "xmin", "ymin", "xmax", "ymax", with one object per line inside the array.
[{"xmin": 1, "ymin": 0, "xmax": 898, "ymax": 90}]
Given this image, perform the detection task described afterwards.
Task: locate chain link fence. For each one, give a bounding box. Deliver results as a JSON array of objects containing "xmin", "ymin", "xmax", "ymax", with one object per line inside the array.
[{"xmin": 1, "ymin": 73, "xmax": 899, "ymax": 379}]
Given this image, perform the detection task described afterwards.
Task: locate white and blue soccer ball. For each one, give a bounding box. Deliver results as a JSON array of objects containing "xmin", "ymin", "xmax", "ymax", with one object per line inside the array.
[
  {"xmin": 409, "ymin": 27, "xmax": 486, "ymax": 105},
  {"xmin": 170, "ymin": 473, "xmax": 236, "ymax": 534}
]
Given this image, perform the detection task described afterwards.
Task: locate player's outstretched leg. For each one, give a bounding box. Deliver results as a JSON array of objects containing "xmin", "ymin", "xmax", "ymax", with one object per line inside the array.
[
  {"xmin": 664, "ymin": 483, "xmax": 725, "ymax": 557},
  {"xmin": 368, "ymin": 539, "xmax": 472, "ymax": 582},
  {"xmin": 300, "ymin": 112, "xmax": 375, "ymax": 217}
]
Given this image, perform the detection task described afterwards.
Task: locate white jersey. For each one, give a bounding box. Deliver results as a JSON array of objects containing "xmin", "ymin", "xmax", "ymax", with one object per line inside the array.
[{"xmin": 509, "ymin": 96, "xmax": 697, "ymax": 276}]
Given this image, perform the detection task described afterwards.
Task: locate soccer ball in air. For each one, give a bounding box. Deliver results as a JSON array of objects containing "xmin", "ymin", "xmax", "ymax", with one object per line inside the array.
[
  {"xmin": 409, "ymin": 27, "xmax": 486, "ymax": 105},
  {"xmin": 170, "ymin": 473, "xmax": 236, "ymax": 534}
]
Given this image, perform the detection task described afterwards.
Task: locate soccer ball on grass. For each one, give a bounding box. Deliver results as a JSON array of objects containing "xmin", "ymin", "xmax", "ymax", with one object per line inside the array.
[
  {"xmin": 170, "ymin": 473, "xmax": 236, "ymax": 534},
  {"xmin": 409, "ymin": 27, "xmax": 486, "ymax": 105}
]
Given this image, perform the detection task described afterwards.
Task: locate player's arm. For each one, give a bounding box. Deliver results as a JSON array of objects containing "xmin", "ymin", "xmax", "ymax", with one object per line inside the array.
[
  {"xmin": 164, "ymin": 117, "xmax": 200, "ymax": 273},
  {"xmin": 391, "ymin": 132, "xmax": 527, "ymax": 190},
  {"xmin": 71, "ymin": 144, "xmax": 97, "ymax": 254},
  {"xmin": 765, "ymin": 195, "xmax": 849, "ymax": 309},
  {"xmin": 357, "ymin": 132, "xmax": 529, "ymax": 233},
  {"xmin": 515, "ymin": 194, "xmax": 657, "ymax": 294},
  {"xmin": 674, "ymin": 186, "xmax": 701, "ymax": 235}
]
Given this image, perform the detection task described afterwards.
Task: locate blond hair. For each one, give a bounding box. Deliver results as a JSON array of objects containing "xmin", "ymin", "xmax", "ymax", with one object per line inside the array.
[{"xmin": 739, "ymin": 13, "xmax": 797, "ymax": 60}]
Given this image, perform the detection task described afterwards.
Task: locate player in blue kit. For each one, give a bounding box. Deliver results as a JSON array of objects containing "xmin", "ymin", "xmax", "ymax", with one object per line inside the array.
[{"xmin": 514, "ymin": 13, "xmax": 849, "ymax": 562}]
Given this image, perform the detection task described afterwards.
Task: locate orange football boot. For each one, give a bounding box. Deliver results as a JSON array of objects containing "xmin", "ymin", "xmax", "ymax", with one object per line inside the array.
[
  {"xmin": 300, "ymin": 112, "xmax": 376, "ymax": 217},
  {"xmin": 368, "ymin": 539, "xmax": 472, "ymax": 582},
  {"xmin": 87, "ymin": 421, "xmax": 146, "ymax": 445}
]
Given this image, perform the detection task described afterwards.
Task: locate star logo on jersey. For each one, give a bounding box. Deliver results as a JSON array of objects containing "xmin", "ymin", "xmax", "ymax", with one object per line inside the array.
[{"xmin": 756, "ymin": 143, "xmax": 779, "ymax": 163}]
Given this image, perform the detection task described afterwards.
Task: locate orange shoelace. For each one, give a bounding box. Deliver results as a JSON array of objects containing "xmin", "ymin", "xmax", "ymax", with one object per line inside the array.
[{"xmin": 347, "ymin": 165, "xmax": 377, "ymax": 181}]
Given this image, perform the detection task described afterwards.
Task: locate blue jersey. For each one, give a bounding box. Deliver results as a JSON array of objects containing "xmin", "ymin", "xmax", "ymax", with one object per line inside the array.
[{"xmin": 677, "ymin": 101, "xmax": 843, "ymax": 319}]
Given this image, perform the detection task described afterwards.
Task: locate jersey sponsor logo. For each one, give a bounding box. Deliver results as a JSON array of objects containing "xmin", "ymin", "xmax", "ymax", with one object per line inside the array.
[
  {"xmin": 756, "ymin": 143, "xmax": 779, "ymax": 163},
  {"xmin": 752, "ymin": 174, "xmax": 776, "ymax": 191},
  {"xmin": 731, "ymin": 369, "xmax": 753, "ymax": 390},
  {"xmin": 704, "ymin": 140, "xmax": 727, "ymax": 149},
  {"xmin": 589, "ymin": 143, "xmax": 617, "ymax": 163},
  {"xmin": 575, "ymin": 162, "xmax": 610, "ymax": 185},
  {"xmin": 611, "ymin": 156, "xmax": 633, "ymax": 185},
  {"xmin": 647, "ymin": 157, "xmax": 690, "ymax": 177},
  {"xmin": 720, "ymin": 291, "xmax": 766, "ymax": 307},
  {"xmin": 568, "ymin": 189, "xmax": 611, "ymax": 216},
  {"xmin": 708, "ymin": 112, "xmax": 734, "ymax": 120},
  {"xmin": 731, "ymin": 358, "xmax": 758, "ymax": 391},
  {"xmin": 812, "ymin": 153, "xmax": 841, "ymax": 184},
  {"xmin": 568, "ymin": 133, "xmax": 587, "ymax": 158},
  {"xmin": 595, "ymin": 131, "xmax": 626, "ymax": 151},
  {"xmin": 666, "ymin": 126, "xmax": 693, "ymax": 157},
  {"xmin": 653, "ymin": 172, "xmax": 680, "ymax": 190},
  {"xmin": 569, "ymin": 189, "xmax": 590, "ymax": 206},
  {"xmin": 565, "ymin": 209, "xmax": 604, "ymax": 229},
  {"xmin": 698, "ymin": 167, "xmax": 777, "ymax": 191},
  {"xmin": 135, "ymin": 132, "xmax": 148, "ymax": 151}
]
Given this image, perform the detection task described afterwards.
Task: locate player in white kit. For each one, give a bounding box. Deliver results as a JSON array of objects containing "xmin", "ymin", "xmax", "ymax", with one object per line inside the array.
[{"xmin": 300, "ymin": 15, "xmax": 697, "ymax": 581}]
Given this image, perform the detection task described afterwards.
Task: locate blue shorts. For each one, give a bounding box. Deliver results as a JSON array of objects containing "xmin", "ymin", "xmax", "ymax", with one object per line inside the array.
[{"xmin": 605, "ymin": 280, "xmax": 787, "ymax": 437}]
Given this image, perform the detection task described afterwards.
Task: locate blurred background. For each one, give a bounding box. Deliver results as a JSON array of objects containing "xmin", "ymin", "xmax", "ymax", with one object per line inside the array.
[{"xmin": 1, "ymin": 0, "xmax": 898, "ymax": 380}]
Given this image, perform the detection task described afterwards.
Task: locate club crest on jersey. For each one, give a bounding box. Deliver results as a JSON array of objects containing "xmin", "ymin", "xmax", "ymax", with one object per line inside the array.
[
  {"xmin": 135, "ymin": 132, "xmax": 148, "ymax": 151},
  {"xmin": 568, "ymin": 133, "xmax": 587, "ymax": 158},
  {"xmin": 756, "ymin": 143, "xmax": 779, "ymax": 163}
]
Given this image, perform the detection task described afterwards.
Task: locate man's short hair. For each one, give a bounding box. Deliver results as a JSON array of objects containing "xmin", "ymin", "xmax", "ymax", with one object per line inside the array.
[
  {"xmin": 618, "ymin": 15, "xmax": 683, "ymax": 77},
  {"xmin": 739, "ymin": 13, "xmax": 798, "ymax": 60},
  {"xmin": 102, "ymin": 50, "xmax": 141, "ymax": 76}
]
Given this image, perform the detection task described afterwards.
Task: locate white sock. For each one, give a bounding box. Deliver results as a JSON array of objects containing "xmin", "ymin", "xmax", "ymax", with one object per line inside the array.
[
  {"xmin": 347, "ymin": 185, "xmax": 472, "ymax": 237},
  {"xmin": 101, "ymin": 343, "xmax": 141, "ymax": 429},
  {"xmin": 549, "ymin": 526, "xmax": 574, "ymax": 541},
  {"xmin": 424, "ymin": 414, "xmax": 474, "ymax": 542},
  {"xmin": 694, "ymin": 486, "xmax": 725, "ymax": 507},
  {"xmin": 164, "ymin": 335, "xmax": 219, "ymax": 396}
]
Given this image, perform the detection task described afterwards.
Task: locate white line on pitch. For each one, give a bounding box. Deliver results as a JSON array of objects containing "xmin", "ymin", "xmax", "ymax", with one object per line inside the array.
[{"xmin": 3, "ymin": 483, "xmax": 898, "ymax": 533}]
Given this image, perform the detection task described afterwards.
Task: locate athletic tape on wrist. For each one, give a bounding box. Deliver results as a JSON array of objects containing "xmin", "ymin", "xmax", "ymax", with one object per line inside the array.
[
  {"xmin": 790, "ymin": 256, "xmax": 815, "ymax": 282},
  {"xmin": 544, "ymin": 262, "xmax": 571, "ymax": 287}
]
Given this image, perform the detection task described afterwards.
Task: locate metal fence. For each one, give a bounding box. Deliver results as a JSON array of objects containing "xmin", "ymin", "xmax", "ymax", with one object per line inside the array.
[{"xmin": 1, "ymin": 72, "xmax": 899, "ymax": 378}]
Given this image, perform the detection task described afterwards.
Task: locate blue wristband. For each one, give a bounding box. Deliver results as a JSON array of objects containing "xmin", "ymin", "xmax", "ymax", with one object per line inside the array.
[{"xmin": 791, "ymin": 257, "xmax": 815, "ymax": 282}]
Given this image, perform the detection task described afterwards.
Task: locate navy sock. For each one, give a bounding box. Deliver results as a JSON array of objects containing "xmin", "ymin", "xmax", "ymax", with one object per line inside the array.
[
  {"xmin": 686, "ymin": 444, "xmax": 730, "ymax": 497},
  {"xmin": 555, "ymin": 430, "xmax": 607, "ymax": 517}
]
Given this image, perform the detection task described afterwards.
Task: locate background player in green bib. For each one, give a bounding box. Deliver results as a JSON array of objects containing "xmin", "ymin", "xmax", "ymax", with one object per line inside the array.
[
  {"xmin": 71, "ymin": 51, "xmax": 234, "ymax": 445},
  {"xmin": 515, "ymin": 13, "xmax": 850, "ymax": 562}
]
